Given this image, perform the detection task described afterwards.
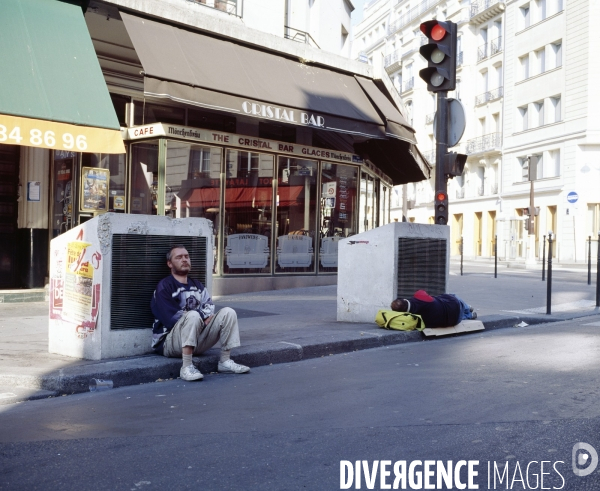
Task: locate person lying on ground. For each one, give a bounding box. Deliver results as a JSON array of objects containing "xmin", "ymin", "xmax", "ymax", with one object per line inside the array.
[
  {"xmin": 390, "ymin": 290, "xmax": 477, "ymax": 329},
  {"xmin": 151, "ymin": 244, "xmax": 250, "ymax": 381}
]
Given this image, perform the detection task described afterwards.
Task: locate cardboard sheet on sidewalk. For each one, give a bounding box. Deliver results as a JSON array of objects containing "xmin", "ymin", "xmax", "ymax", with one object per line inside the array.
[{"xmin": 423, "ymin": 319, "xmax": 485, "ymax": 337}]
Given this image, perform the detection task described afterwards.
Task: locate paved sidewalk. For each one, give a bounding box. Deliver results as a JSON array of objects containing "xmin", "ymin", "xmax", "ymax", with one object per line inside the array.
[{"xmin": 1, "ymin": 269, "xmax": 599, "ymax": 403}]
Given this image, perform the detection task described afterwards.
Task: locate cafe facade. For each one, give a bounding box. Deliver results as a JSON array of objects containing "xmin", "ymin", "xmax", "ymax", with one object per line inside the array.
[{"xmin": 2, "ymin": 0, "xmax": 431, "ymax": 295}]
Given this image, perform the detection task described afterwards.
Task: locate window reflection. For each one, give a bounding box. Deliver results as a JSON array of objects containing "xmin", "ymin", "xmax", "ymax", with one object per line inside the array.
[
  {"xmin": 131, "ymin": 142, "xmax": 159, "ymax": 215},
  {"xmin": 276, "ymin": 157, "xmax": 317, "ymax": 273},
  {"xmin": 165, "ymin": 141, "xmax": 222, "ymax": 273},
  {"xmin": 319, "ymin": 163, "xmax": 358, "ymax": 272},
  {"xmin": 223, "ymin": 149, "xmax": 274, "ymax": 274}
]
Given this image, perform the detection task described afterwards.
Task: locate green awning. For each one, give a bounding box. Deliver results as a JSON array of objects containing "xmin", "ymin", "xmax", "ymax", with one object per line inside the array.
[{"xmin": 0, "ymin": 0, "xmax": 124, "ymax": 153}]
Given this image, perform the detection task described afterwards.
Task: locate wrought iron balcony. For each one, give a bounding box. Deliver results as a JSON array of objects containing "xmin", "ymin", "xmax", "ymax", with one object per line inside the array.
[
  {"xmin": 477, "ymin": 185, "xmax": 485, "ymax": 196},
  {"xmin": 357, "ymin": 52, "xmax": 369, "ymax": 64},
  {"xmin": 388, "ymin": 0, "xmax": 443, "ymax": 35},
  {"xmin": 284, "ymin": 26, "xmax": 320, "ymax": 49},
  {"xmin": 490, "ymin": 36, "xmax": 502, "ymax": 56},
  {"xmin": 384, "ymin": 51, "xmax": 400, "ymax": 68},
  {"xmin": 477, "ymin": 43, "xmax": 488, "ymax": 62},
  {"xmin": 189, "ymin": 0, "xmax": 242, "ymax": 17},
  {"xmin": 491, "ymin": 183, "xmax": 499, "ymax": 194},
  {"xmin": 402, "ymin": 77, "xmax": 414, "ymax": 93},
  {"xmin": 457, "ymin": 51, "xmax": 464, "ymax": 67},
  {"xmin": 475, "ymin": 86, "xmax": 503, "ymax": 106},
  {"xmin": 456, "ymin": 188, "xmax": 465, "ymax": 199},
  {"xmin": 466, "ymin": 132, "xmax": 502, "ymax": 155},
  {"xmin": 425, "ymin": 112, "xmax": 436, "ymax": 124}
]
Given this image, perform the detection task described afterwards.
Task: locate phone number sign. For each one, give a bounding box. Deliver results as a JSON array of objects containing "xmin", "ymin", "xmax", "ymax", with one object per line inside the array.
[{"xmin": 0, "ymin": 113, "xmax": 125, "ymax": 154}]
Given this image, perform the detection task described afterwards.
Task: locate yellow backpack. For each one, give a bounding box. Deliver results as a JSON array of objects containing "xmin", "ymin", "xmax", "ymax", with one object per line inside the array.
[{"xmin": 375, "ymin": 310, "xmax": 425, "ymax": 331}]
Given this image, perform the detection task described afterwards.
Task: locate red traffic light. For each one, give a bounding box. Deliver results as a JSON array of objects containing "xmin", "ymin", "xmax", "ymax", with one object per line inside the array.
[
  {"xmin": 436, "ymin": 192, "xmax": 447, "ymax": 202},
  {"xmin": 420, "ymin": 21, "xmax": 447, "ymax": 41},
  {"xmin": 431, "ymin": 24, "xmax": 446, "ymax": 41}
]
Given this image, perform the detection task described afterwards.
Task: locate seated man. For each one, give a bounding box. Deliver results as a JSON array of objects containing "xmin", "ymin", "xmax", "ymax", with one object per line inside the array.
[
  {"xmin": 151, "ymin": 244, "xmax": 250, "ymax": 381},
  {"xmin": 390, "ymin": 290, "xmax": 476, "ymax": 329}
]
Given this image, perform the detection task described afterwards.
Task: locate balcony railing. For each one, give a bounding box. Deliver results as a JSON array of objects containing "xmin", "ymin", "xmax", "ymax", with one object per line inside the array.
[
  {"xmin": 475, "ymin": 86, "xmax": 503, "ymax": 105},
  {"xmin": 466, "ymin": 132, "xmax": 502, "ymax": 154},
  {"xmin": 402, "ymin": 77, "xmax": 414, "ymax": 93},
  {"xmin": 457, "ymin": 51, "xmax": 464, "ymax": 67},
  {"xmin": 491, "ymin": 183, "xmax": 499, "ymax": 194},
  {"xmin": 470, "ymin": 0, "xmax": 505, "ymax": 20},
  {"xmin": 456, "ymin": 188, "xmax": 465, "ymax": 199},
  {"xmin": 490, "ymin": 36, "xmax": 503, "ymax": 56},
  {"xmin": 425, "ymin": 112, "xmax": 436, "ymax": 124},
  {"xmin": 284, "ymin": 26, "xmax": 320, "ymax": 49},
  {"xmin": 477, "ymin": 185, "xmax": 485, "ymax": 196},
  {"xmin": 477, "ymin": 43, "xmax": 488, "ymax": 62},
  {"xmin": 357, "ymin": 52, "xmax": 369, "ymax": 64},
  {"xmin": 188, "ymin": 0, "xmax": 242, "ymax": 17},
  {"xmin": 388, "ymin": 0, "xmax": 443, "ymax": 35},
  {"xmin": 384, "ymin": 51, "xmax": 400, "ymax": 68}
]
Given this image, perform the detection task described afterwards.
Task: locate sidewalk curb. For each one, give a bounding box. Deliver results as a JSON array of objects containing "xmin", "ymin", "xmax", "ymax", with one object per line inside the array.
[{"xmin": 0, "ymin": 314, "xmax": 590, "ymax": 401}]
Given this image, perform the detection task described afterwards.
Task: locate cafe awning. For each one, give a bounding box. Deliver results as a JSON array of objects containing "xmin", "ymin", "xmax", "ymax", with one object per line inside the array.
[
  {"xmin": 120, "ymin": 11, "xmax": 429, "ymax": 184},
  {"xmin": 0, "ymin": 0, "xmax": 124, "ymax": 153}
]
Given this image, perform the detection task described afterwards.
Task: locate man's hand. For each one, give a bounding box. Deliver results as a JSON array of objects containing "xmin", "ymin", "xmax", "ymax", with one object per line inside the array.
[{"xmin": 203, "ymin": 315, "xmax": 214, "ymax": 326}]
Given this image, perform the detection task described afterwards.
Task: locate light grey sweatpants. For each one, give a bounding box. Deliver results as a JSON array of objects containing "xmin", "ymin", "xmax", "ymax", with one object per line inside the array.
[{"xmin": 163, "ymin": 307, "xmax": 241, "ymax": 357}]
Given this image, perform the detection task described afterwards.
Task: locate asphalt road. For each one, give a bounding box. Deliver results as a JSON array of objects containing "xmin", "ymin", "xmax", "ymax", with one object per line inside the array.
[{"xmin": 2, "ymin": 315, "xmax": 600, "ymax": 490}]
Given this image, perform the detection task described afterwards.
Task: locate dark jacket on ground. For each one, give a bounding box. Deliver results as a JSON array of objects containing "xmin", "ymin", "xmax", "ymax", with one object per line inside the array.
[{"xmin": 407, "ymin": 293, "xmax": 461, "ymax": 328}]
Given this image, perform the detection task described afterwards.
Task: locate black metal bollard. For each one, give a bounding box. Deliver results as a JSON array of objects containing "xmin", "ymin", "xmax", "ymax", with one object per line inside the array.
[
  {"xmin": 494, "ymin": 234, "xmax": 498, "ymax": 278},
  {"xmin": 588, "ymin": 236, "xmax": 592, "ymax": 286},
  {"xmin": 542, "ymin": 235, "xmax": 546, "ymax": 282},
  {"xmin": 547, "ymin": 233, "xmax": 553, "ymax": 315},
  {"xmin": 460, "ymin": 236, "xmax": 463, "ymax": 276},
  {"xmin": 597, "ymin": 231, "xmax": 600, "ymax": 308}
]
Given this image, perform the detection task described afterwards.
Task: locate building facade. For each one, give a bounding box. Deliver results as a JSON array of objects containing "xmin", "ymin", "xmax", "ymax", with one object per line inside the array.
[
  {"xmin": 353, "ymin": 0, "xmax": 600, "ymax": 264},
  {"xmin": 0, "ymin": 0, "xmax": 429, "ymax": 294}
]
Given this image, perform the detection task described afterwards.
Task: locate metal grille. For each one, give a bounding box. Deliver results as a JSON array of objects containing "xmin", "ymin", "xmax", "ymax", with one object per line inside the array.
[
  {"xmin": 397, "ymin": 237, "xmax": 446, "ymax": 298},
  {"xmin": 110, "ymin": 234, "xmax": 208, "ymax": 330}
]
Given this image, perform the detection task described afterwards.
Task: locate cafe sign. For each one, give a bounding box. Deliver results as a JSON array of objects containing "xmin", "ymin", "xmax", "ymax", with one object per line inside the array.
[{"xmin": 124, "ymin": 124, "xmax": 364, "ymax": 165}]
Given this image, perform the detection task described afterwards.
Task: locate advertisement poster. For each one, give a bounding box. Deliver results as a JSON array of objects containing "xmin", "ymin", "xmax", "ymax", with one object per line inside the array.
[
  {"xmin": 81, "ymin": 167, "xmax": 109, "ymax": 212},
  {"xmin": 62, "ymin": 240, "xmax": 94, "ymax": 324}
]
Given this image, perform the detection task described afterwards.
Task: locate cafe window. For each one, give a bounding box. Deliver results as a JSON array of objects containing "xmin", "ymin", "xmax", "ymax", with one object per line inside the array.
[
  {"xmin": 165, "ymin": 141, "xmax": 223, "ymax": 273},
  {"xmin": 130, "ymin": 141, "xmax": 159, "ymax": 215},
  {"xmin": 275, "ymin": 156, "xmax": 318, "ymax": 273},
  {"xmin": 223, "ymin": 149, "xmax": 274, "ymax": 275},
  {"xmin": 188, "ymin": 109, "xmax": 236, "ymax": 133},
  {"xmin": 81, "ymin": 153, "xmax": 127, "ymax": 214},
  {"xmin": 319, "ymin": 162, "xmax": 358, "ymax": 272}
]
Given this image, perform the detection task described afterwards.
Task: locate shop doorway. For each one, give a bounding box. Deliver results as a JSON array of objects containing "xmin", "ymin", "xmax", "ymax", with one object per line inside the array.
[
  {"xmin": 487, "ymin": 210, "xmax": 496, "ymax": 256},
  {"xmin": 474, "ymin": 212, "xmax": 483, "ymax": 256},
  {"xmin": 547, "ymin": 205, "xmax": 557, "ymax": 257},
  {"xmin": 0, "ymin": 144, "xmax": 19, "ymax": 288},
  {"xmin": 451, "ymin": 213, "xmax": 463, "ymax": 256}
]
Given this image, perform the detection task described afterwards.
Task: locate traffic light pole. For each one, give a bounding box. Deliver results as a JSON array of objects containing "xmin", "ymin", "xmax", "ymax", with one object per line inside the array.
[{"xmin": 435, "ymin": 91, "xmax": 448, "ymax": 224}]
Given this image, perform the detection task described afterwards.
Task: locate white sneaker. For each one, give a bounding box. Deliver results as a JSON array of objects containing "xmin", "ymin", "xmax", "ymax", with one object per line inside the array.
[
  {"xmin": 180, "ymin": 364, "xmax": 204, "ymax": 381},
  {"xmin": 218, "ymin": 359, "xmax": 250, "ymax": 374}
]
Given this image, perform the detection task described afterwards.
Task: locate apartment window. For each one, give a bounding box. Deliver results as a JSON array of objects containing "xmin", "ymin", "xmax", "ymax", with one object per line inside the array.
[
  {"xmin": 551, "ymin": 42, "xmax": 562, "ymax": 68},
  {"xmin": 549, "ymin": 150, "xmax": 560, "ymax": 177},
  {"xmin": 534, "ymin": 100, "xmax": 545, "ymax": 127},
  {"xmin": 550, "ymin": 96, "xmax": 561, "ymax": 122},
  {"xmin": 492, "ymin": 113, "xmax": 500, "ymax": 133},
  {"xmin": 479, "ymin": 117, "xmax": 486, "ymax": 136},
  {"xmin": 535, "ymin": 48, "xmax": 546, "ymax": 74},
  {"xmin": 495, "ymin": 64, "xmax": 503, "ymax": 87},
  {"xmin": 521, "ymin": 4, "xmax": 531, "ymax": 29},
  {"xmin": 481, "ymin": 69, "xmax": 489, "ymax": 93},
  {"xmin": 518, "ymin": 105, "xmax": 529, "ymax": 131},
  {"xmin": 536, "ymin": 0, "xmax": 547, "ymax": 21},
  {"xmin": 520, "ymin": 55, "xmax": 530, "ymax": 80}
]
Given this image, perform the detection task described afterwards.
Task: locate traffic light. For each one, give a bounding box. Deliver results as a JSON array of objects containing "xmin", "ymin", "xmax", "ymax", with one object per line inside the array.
[
  {"xmin": 435, "ymin": 191, "xmax": 448, "ymax": 225},
  {"xmin": 444, "ymin": 152, "xmax": 467, "ymax": 179},
  {"xmin": 419, "ymin": 20, "xmax": 457, "ymax": 92}
]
